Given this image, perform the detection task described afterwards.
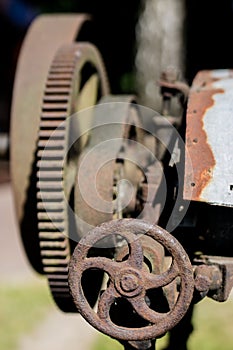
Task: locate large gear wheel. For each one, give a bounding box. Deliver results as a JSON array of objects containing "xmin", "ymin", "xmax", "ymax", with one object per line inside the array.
[
  {"xmin": 37, "ymin": 42, "xmax": 109, "ymax": 312},
  {"xmin": 11, "ymin": 14, "xmax": 90, "ymax": 274}
]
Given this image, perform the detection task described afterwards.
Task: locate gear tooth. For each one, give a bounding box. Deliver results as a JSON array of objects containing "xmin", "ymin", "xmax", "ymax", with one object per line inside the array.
[
  {"xmin": 39, "ymin": 232, "xmax": 65, "ymax": 240},
  {"xmin": 37, "ymin": 150, "xmax": 64, "ymax": 159},
  {"xmin": 44, "ymin": 266, "xmax": 68, "ymax": 273},
  {"xmin": 38, "ymin": 129, "xmax": 66, "ymax": 138},
  {"xmin": 38, "ymin": 212, "xmax": 64, "ymax": 222},
  {"xmin": 43, "ymin": 95, "xmax": 69, "ymax": 103},
  {"xmin": 49, "ymin": 67, "xmax": 74, "ymax": 74},
  {"xmin": 37, "ymin": 160, "xmax": 63, "ymax": 169},
  {"xmin": 37, "ymin": 202, "xmax": 65, "ymax": 211},
  {"xmin": 46, "ymin": 80, "xmax": 72, "ymax": 88},
  {"xmin": 38, "ymin": 139, "xmax": 66, "ymax": 149},
  {"xmin": 37, "ymin": 193, "xmax": 64, "ymax": 202},
  {"xmin": 37, "ymin": 182, "xmax": 63, "ymax": 191},
  {"xmin": 41, "ymin": 249, "xmax": 69, "ymax": 258},
  {"xmin": 41, "ymin": 103, "xmax": 69, "ymax": 112},
  {"xmin": 42, "ymin": 258, "xmax": 70, "ymax": 266},
  {"xmin": 38, "ymin": 222, "xmax": 64, "ymax": 231},
  {"xmin": 41, "ymin": 112, "xmax": 67, "ymax": 119},
  {"xmin": 49, "ymin": 287, "xmax": 70, "ymax": 294},
  {"xmin": 40, "ymin": 240, "xmax": 67, "ymax": 249},
  {"xmin": 47, "ymin": 274, "xmax": 69, "ymax": 280},
  {"xmin": 45, "ymin": 87, "xmax": 70, "ymax": 94},
  {"xmin": 39, "ymin": 120, "xmax": 66, "ymax": 129}
]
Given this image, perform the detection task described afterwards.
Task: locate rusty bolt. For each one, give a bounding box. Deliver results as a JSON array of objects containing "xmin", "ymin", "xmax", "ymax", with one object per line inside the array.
[
  {"xmin": 194, "ymin": 266, "xmax": 211, "ymax": 292},
  {"xmin": 115, "ymin": 268, "xmax": 143, "ymax": 298},
  {"xmin": 120, "ymin": 273, "xmax": 138, "ymax": 292},
  {"xmin": 194, "ymin": 265, "xmax": 222, "ymax": 293}
]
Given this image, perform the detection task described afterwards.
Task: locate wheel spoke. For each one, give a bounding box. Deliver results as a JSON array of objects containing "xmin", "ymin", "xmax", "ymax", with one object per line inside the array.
[
  {"xmin": 127, "ymin": 238, "xmax": 144, "ymax": 269},
  {"xmin": 83, "ymin": 257, "xmax": 124, "ymax": 279},
  {"xmin": 97, "ymin": 283, "xmax": 119, "ymax": 320},
  {"xmin": 144, "ymin": 260, "xmax": 179, "ymax": 290},
  {"xmin": 130, "ymin": 295, "xmax": 168, "ymax": 324}
]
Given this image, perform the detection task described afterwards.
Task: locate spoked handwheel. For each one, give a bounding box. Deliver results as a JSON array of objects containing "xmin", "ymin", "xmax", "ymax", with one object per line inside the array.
[{"xmin": 69, "ymin": 219, "xmax": 194, "ymax": 341}]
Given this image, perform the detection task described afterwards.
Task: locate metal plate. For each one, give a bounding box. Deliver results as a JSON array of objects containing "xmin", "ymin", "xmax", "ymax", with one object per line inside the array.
[{"xmin": 184, "ymin": 70, "xmax": 233, "ymax": 207}]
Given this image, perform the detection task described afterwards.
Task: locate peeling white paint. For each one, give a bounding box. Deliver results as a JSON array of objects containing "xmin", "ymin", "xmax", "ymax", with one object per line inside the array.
[{"xmin": 200, "ymin": 71, "xmax": 233, "ymax": 207}]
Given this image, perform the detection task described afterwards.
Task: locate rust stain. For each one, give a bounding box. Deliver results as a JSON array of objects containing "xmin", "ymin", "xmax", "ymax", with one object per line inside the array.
[{"xmin": 184, "ymin": 70, "xmax": 225, "ymax": 201}]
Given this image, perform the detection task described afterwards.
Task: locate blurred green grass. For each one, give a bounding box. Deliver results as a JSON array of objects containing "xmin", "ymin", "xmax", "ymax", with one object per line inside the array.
[
  {"xmin": 92, "ymin": 297, "xmax": 233, "ymax": 350},
  {"xmin": 0, "ymin": 279, "xmax": 52, "ymax": 350},
  {"xmin": 189, "ymin": 297, "xmax": 233, "ymax": 350},
  {"xmin": 2, "ymin": 279, "xmax": 233, "ymax": 350}
]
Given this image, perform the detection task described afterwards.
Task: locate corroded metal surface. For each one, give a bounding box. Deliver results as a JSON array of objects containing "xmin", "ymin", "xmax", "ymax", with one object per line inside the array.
[
  {"xmin": 69, "ymin": 219, "xmax": 194, "ymax": 341},
  {"xmin": 184, "ymin": 69, "xmax": 233, "ymax": 206},
  {"xmin": 37, "ymin": 43, "xmax": 109, "ymax": 311},
  {"xmin": 194, "ymin": 256, "xmax": 233, "ymax": 302},
  {"xmin": 116, "ymin": 235, "xmax": 164, "ymax": 275},
  {"xmin": 194, "ymin": 264, "xmax": 222, "ymax": 299}
]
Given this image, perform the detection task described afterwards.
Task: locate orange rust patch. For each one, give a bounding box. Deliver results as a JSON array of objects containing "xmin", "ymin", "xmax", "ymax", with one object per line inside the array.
[{"xmin": 184, "ymin": 71, "xmax": 224, "ymax": 201}]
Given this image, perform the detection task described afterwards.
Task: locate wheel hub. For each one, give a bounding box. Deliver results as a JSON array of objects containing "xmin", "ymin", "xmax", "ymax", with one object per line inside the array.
[{"xmin": 115, "ymin": 268, "xmax": 143, "ymax": 297}]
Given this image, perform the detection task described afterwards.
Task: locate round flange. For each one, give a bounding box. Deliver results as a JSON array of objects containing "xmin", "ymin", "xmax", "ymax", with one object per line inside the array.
[{"xmin": 115, "ymin": 267, "xmax": 143, "ymax": 297}]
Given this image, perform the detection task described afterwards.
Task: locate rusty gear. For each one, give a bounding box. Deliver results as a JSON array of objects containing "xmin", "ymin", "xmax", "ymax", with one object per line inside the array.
[
  {"xmin": 11, "ymin": 15, "xmax": 89, "ymax": 274},
  {"xmin": 37, "ymin": 42, "xmax": 109, "ymax": 311},
  {"xmin": 68, "ymin": 219, "xmax": 194, "ymax": 341}
]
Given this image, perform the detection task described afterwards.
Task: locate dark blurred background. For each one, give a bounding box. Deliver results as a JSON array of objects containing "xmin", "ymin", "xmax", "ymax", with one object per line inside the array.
[
  {"xmin": 0, "ymin": 0, "xmax": 141, "ymax": 134},
  {"xmin": 1, "ymin": 0, "xmax": 233, "ymax": 134}
]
